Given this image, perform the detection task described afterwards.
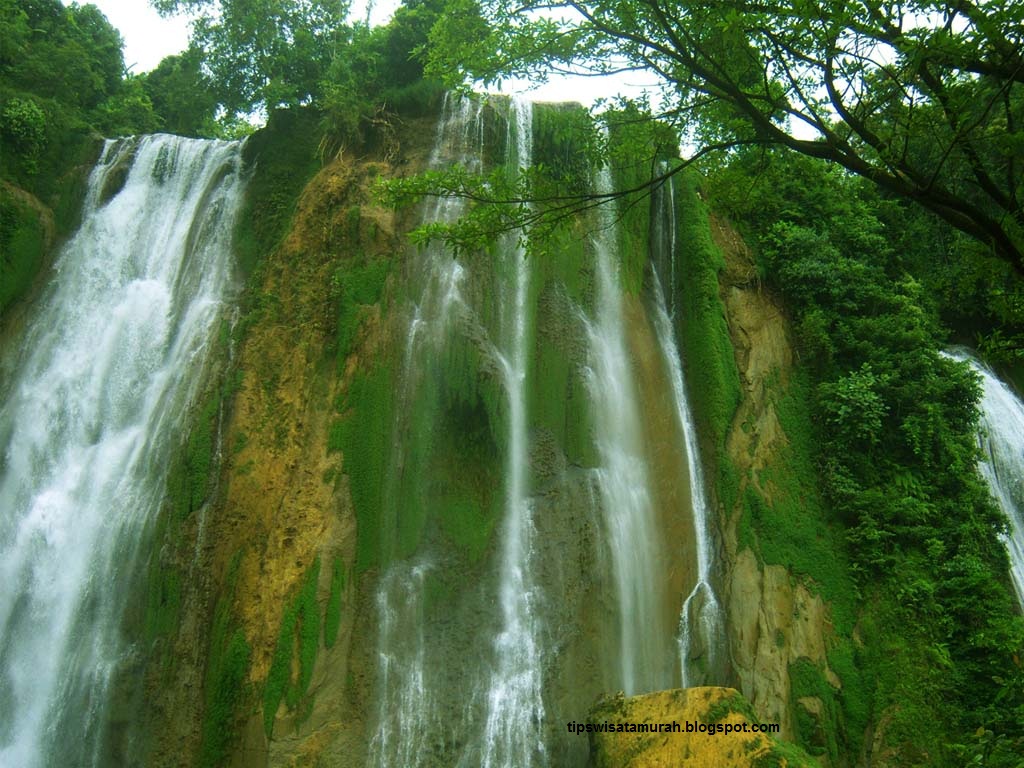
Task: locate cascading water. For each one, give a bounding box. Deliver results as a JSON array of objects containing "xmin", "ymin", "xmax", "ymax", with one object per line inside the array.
[
  {"xmin": 650, "ymin": 273, "xmax": 724, "ymax": 686},
  {"xmin": 583, "ymin": 160, "xmax": 671, "ymax": 696},
  {"xmin": 0, "ymin": 134, "xmax": 245, "ymax": 767},
  {"xmin": 369, "ymin": 95, "xmax": 482, "ymax": 768},
  {"xmin": 371, "ymin": 561, "xmax": 439, "ymax": 768},
  {"xmin": 369, "ymin": 98, "xmax": 717, "ymax": 766},
  {"xmin": 479, "ymin": 96, "xmax": 546, "ymax": 768},
  {"xmin": 649, "ymin": 177, "xmax": 724, "ymax": 687},
  {"xmin": 372, "ymin": 93, "xmax": 548, "ymax": 768},
  {"xmin": 945, "ymin": 349, "xmax": 1024, "ymax": 608}
]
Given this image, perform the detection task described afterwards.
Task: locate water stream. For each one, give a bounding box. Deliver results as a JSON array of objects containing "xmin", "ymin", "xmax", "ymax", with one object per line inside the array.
[
  {"xmin": 0, "ymin": 134, "xmax": 245, "ymax": 767},
  {"xmin": 583, "ymin": 161, "xmax": 670, "ymax": 695},
  {"xmin": 370, "ymin": 99, "xmax": 719, "ymax": 765},
  {"xmin": 945, "ymin": 349, "xmax": 1024, "ymax": 608},
  {"xmin": 369, "ymin": 95, "xmax": 482, "ymax": 768},
  {"xmin": 648, "ymin": 177, "xmax": 724, "ymax": 686},
  {"xmin": 479, "ymin": 96, "xmax": 546, "ymax": 768}
]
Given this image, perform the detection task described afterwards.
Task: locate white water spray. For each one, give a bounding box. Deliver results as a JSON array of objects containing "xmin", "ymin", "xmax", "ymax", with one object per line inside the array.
[
  {"xmin": 479, "ymin": 96, "xmax": 546, "ymax": 768},
  {"xmin": 369, "ymin": 562, "xmax": 440, "ymax": 767},
  {"xmin": 649, "ymin": 271, "xmax": 724, "ymax": 686},
  {"xmin": 370, "ymin": 95, "xmax": 484, "ymax": 768},
  {"xmin": 648, "ymin": 173, "xmax": 724, "ymax": 686}
]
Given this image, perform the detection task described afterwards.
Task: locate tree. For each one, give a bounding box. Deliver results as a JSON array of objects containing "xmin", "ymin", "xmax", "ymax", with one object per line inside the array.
[
  {"xmin": 1, "ymin": 0, "xmax": 126, "ymax": 111},
  {"xmin": 153, "ymin": 0, "xmax": 350, "ymax": 117},
  {"xmin": 427, "ymin": 0, "xmax": 1024, "ymax": 272},
  {"xmin": 142, "ymin": 49, "xmax": 218, "ymax": 135}
]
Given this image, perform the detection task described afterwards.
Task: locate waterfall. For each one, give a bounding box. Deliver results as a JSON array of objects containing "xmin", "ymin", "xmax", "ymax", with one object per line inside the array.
[
  {"xmin": 649, "ymin": 176, "xmax": 724, "ymax": 686},
  {"xmin": 583, "ymin": 161, "xmax": 670, "ymax": 696},
  {"xmin": 0, "ymin": 134, "xmax": 245, "ymax": 767},
  {"xmin": 479, "ymin": 96, "xmax": 546, "ymax": 768},
  {"xmin": 370, "ymin": 99, "xmax": 716, "ymax": 765},
  {"xmin": 945, "ymin": 349, "xmax": 1024, "ymax": 607},
  {"xmin": 371, "ymin": 92, "xmax": 549, "ymax": 768},
  {"xmin": 369, "ymin": 95, "xmax": 483, "ymax": 768},
  {"xmin": 370, "ymin": 561, "xmax": 438, "ymax": 768},
  {"xmin": 649, "ymin": 271, "xmax": 724, "ymax": 686}
]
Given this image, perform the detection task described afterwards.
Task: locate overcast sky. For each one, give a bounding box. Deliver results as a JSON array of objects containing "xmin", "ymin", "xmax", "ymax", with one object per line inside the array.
[{"xmin": 80, "ymin": 0, "xmax": 191, "ymax": 74}]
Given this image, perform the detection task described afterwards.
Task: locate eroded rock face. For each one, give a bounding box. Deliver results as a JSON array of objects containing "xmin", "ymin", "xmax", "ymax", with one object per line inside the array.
[
  {"xmin": 728, "ymin": 551, "xmax": 834, "ymax": 738},
  {"xmin": 710, "ymin": 214, "xmax": 838, "ymax": 746},
  {"xmin": 587, "ymin": 686, "xmax": 817, "ymax": 768},
  {"xmin": 134, "ymin": 112, "xmax": 442, "ymax": 768},
  {"xmin": 223, "ymin": 121, "xmax": 439, "ymax": 766}
]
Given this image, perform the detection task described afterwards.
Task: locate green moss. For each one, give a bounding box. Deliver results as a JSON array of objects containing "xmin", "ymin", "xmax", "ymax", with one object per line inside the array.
[
  {"xmin": 144, "ymin": 557, "xmax": 181, "ymax": 643},
  {"xmin": 357, "ymin": 281, "xmax": 506, "ymax": 569},
  {"xmin": 789, "ymin": 658, "xmax": 842, "ymax": 761},
  {"xmin": 418, "ymin": 353, "xmax": 503, "ymax": 563},
  {"xmin": 330, "ymin": 363, "xmax": 394, "ymax": 572},
  {"xmin": 435, "ymin": 490, "xmax": 498, "ymax": 563},
  {"xmin": 826, "ymin": 641, "xmax": 870, "ymax": 744},
  {"xmin": 161, "ymin": 386, "xmax": 223, "ymax": 523},
  {"xmin": 674, "ymin": 171, "xmax": 741, "ymax": 453},
  {"xmin": 332, "ymin": 256, "xmax": 389, "ymax": 366},
  {"xmin": 323, "ymin": 556, "xmax": 345, "ymax": 649},
  {"xmin": 531, "ymin": 102, "xmax": 598, "ymax": 198},
  {"xmin": 263, "ymin": 557, "xmax": 322, "ymax": 738},
  {"xmin": 0, "ymin": 190, "xmax": 45, "ymax": 314},
  {"xmin": 529, "ymin": 223, "xmax": 596, "ymax": 467},
  {"xmin": 742, "ymin": 370, "xmax": 857, "ymax": 634},
  {"xmin": 704, "ymin": 691, "xmax": 759, "ymax": 724},
  {"xmin": 186, "ymin": 396, "xmax": 218, "ymax": 511},
  {"xmin": 234, "ymin": 108, "xmax": 322, "ymax": 275},
  {"xmin": 199, "ymin": 550, "xmax": 250, "ymax": 768},
  {"xmin": 752, "ymin": 739, "xmax": 821, "ymax": 768}
]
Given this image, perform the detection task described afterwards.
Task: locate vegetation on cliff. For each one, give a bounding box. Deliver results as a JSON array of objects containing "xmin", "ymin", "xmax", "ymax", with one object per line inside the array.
[{"xmin": 705, "ymin": 149, "xmax": 1024, "ymax": 765}]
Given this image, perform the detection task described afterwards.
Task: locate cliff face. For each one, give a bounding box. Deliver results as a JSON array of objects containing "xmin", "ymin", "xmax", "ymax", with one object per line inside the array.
[
  {"xmin": 122, "ymin": 104, "xmax": 848, "ymax": 768},
  {"xmin": 124, "ymin": 108, "xmax": 440, "ymax": 768},
  {"xmin": 706, "ymin": 213, "xmax": 853, "ymax": 765}
]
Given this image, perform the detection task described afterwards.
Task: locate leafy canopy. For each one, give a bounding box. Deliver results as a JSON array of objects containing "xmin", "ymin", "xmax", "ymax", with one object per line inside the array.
[
  {"xmin": 152, "ymin": 0, "xmax": 350, "ymax": 118},
  {"xmin": 428, "ymin": 0, "xmax": 1024, "ymax": 271}
]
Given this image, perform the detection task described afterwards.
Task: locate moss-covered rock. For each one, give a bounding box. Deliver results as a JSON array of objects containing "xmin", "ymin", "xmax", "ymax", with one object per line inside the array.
[
  {"xmin": 0, "ymin": 182, "xmax": 51, "ymax": 314},
  {"xmin": 588, "ymin": 687, "xmax": 820, "ymax": 768}
]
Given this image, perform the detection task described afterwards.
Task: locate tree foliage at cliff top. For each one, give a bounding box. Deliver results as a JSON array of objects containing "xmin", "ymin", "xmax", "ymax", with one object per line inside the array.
[
  {"xmin": 428, "ymin": 0, "xmax": 1024, "ymax": 271},
  {"xmin": 153, "ymin": 0, "xmax": 350, "ymax": 118}
]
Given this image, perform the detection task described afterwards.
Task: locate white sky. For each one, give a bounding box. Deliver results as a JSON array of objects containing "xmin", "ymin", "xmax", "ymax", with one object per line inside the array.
[
  {"xmin": 79, "ymin": 0, "xmax": 192, "ymax": 74},
  {"xmin": 72, "ymin": 0, "xmax": 661, "ymax": 107}
]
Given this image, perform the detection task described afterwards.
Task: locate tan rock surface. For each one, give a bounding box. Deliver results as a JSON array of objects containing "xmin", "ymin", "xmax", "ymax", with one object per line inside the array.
[
  {"xmin": 710, "ymin": 215, "xmax": 837, "ymax": 742},
  {"xmin": 589, "ymin": 687, "xmax": 818, "ymax": 768}
]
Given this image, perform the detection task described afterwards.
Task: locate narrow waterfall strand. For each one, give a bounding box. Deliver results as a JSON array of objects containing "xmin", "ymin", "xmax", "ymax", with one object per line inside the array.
[
  {"xmin": 479, "ymin": 96, "xmax": 546, "ymax": 768},
  {"xmin": 370, "ymin": 95, "xmax": 483, "ymax": 768},
  {"xmin": 649, "ymin": 269, "xmax": 724, "ymax": 686},
  {"xmin": 583, "ymin": 156, "xmax": 669, "ymax": 695}
]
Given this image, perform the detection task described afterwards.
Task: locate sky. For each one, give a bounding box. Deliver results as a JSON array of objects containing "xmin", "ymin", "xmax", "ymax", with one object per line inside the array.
[
  {"xmin": 82, "ymin": 0, "xmax": 192, "ymax": 74},
  {"xmin": 74, "ymin": 0, "xmax": 662, "ymax": 108}
]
